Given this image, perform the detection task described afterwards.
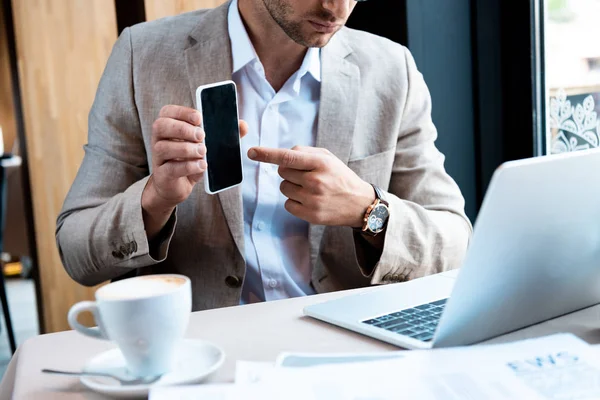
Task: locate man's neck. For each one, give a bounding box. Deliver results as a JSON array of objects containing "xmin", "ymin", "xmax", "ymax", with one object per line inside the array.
[{"xmin": 238, "ymin": 0, "xmax": 307, "ymax": 92}]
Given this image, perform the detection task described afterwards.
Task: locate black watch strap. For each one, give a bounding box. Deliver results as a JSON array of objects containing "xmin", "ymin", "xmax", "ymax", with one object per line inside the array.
[{"xmin": 372, "ymin": 184, "xmax": 389, "ymax": 206}]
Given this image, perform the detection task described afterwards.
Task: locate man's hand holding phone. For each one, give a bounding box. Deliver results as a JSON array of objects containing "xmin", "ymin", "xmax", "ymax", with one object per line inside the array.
[{"xmin": 142, "ymin": 105, "xmax": 248, "ymax": 240}]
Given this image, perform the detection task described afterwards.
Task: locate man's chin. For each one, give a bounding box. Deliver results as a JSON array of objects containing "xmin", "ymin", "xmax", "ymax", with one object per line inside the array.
[{"xmin": 301, "ymin": 32, "xmax": 337, "ymax": 48}]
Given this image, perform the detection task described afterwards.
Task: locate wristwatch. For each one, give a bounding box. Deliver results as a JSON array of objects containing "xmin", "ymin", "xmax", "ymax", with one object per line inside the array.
[{"xmin": 361, "ymin": 185, "xmax": 390, "ymax": 236}]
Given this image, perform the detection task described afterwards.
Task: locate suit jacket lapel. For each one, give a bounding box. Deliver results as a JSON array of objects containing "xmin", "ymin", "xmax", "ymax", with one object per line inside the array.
[
  {"xmin": 184, "ymin": 1, "xmax": 245, "ymax": 258},
  {"xmin": 310, "ymin": 31, "xmax": 361, "ymax": 279}
]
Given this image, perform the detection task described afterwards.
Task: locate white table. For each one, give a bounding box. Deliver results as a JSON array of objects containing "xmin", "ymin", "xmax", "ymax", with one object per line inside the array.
[{"xmin": 2, "ymin": 269, "xmax": 600, "ymax": 399}]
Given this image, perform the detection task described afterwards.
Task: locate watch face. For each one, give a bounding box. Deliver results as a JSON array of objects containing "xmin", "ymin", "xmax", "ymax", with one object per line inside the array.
[{"xmin": 368, "ymin": 204, "xmax": 390, "ymax": 233}]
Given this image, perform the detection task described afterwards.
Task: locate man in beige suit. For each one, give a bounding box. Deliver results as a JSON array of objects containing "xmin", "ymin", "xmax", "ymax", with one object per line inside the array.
[{"xmin": 56, "ymin": 0, "xmax": 472, "ymax": 311}]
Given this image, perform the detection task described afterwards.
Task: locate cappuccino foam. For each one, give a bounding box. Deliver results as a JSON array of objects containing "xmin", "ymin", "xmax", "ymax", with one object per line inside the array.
[{"xmin": 98, "ymin": 275, "xmax": 186, "ymax": 300}]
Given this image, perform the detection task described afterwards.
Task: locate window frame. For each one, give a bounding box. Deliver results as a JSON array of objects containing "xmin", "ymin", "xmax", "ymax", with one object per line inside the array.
[{"xmin": 533, "ymin": 0, "xmax": 547, "ymax": 156}]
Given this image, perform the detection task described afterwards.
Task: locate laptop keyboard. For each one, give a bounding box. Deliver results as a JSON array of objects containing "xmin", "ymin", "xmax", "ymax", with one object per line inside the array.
[{"xmin": 362, "ymin": 298, "xmax": 448, "ymax": 342}]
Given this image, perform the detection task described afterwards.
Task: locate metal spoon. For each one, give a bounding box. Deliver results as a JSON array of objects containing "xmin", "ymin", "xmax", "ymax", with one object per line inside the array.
[{"xmin": 41, "ymin": 368, "xmax": 162, "ymax": 386}]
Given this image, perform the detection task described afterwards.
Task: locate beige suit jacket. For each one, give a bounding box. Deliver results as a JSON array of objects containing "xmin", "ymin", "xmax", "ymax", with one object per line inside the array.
[{"xmin": 56, "ymin": 1, "xmax": 472, "ymax": 311}]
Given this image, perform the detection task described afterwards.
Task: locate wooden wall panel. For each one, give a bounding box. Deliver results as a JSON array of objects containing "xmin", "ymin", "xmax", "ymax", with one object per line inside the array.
[
  {"xmin": 145, "ymin": 0, "xmax": 226, "ymax": 20},
  {"xmin": 11, "ymin": 0, "xmax": 118, "ymax": 332},
  {"xmin": 0, "ymin": 3, "xmax": 17, "ymax": 152}
]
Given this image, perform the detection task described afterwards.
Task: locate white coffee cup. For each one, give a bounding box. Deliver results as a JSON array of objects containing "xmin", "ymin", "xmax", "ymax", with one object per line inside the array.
[{"xmin": 68, "ymin": 274, "xmax": 191, "ymax": 377}]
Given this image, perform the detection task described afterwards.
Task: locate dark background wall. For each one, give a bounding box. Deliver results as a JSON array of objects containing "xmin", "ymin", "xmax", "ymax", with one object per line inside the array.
[
  {"xmin": 405, "ymin": 0, "xmax": 477, "ymax": 220},
  {"xmin": 348, "ymin": 0, "xmax": 478, "ymax": 221},
  {"xmin": 347, "ymin": 0, "xmax": 537, "ymax": 223}
]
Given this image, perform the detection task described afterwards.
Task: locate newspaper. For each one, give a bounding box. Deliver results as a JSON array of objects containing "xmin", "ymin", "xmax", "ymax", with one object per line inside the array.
[
  {"xmin": 151, "ymin": 334, "xmax": 600, "ymax": 400},
  {"xmin": 275, "ymin": 351, "xmax": 405, "ymax": 367}
]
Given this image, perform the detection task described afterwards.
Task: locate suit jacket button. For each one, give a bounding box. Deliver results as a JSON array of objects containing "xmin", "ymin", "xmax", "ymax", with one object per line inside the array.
[{"xmin": 225, "ymin": 275, "xmax": 242, "ymax": 288}]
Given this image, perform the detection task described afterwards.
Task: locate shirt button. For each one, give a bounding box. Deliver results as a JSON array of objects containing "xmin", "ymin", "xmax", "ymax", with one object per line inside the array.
[
  {"xmin": 256, "ymin": 221, "xmax": 266, "ymax": 231},
  {"xmin": 262, "ymin": 164, "xmax": 277, "ymax": 176},
  {"xmin": 268, "ymin": 279, "xmax": 278, "ymax": 288}
]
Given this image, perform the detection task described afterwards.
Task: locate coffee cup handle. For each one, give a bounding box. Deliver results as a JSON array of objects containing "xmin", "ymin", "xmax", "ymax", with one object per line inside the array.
[{"xmin": 67, "ymin": 301, "xmax": 108, "ymax": 340}]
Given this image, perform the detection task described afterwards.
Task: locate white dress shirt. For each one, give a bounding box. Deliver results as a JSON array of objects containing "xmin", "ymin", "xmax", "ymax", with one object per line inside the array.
[{"xmin": 228, "ymin": 0, "xmax": 321, "ymax": 303}]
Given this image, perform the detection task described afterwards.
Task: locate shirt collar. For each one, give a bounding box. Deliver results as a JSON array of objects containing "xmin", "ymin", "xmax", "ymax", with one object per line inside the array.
[
  {"xmin": 228, "ymin": 0, "xmax": 321, "ymax": 82},
  {"xmin": 228, "ymin": 0, "xmax": 257, "ymax": 74},
  {"xmin": 301, "ymin": 46, "xmax": 321, "ymax": 83}
]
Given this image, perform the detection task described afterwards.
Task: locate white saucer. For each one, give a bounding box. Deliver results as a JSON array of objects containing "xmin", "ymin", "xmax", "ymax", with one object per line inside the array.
[{"xmin": 80, "ymin": 339, "xmax": 225, "ymax": 398}]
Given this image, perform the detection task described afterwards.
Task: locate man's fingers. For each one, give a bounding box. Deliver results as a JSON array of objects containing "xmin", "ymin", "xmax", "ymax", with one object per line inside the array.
[
  {"xmin": 161, "ymin": 160, "xmax": 207, "ymax": 178},
  {"xmin": 153, "ymin": 118, "xmax": 204, "ymax": 143},
  {"xmin": 278, "ymin": 167, "xmax": 305, "ymax": 186},
  {"xmin": 248, "ymin": 147, "xmax": 321, "ymax": 170},
  {"xmin": 280, "ymin": 180, "xmax": 304, "ymax": 203},
  {"xmin": 239, "ymin": 120, "xmax": 249, "ymax": 139},
  {"xmin": 291, "ymin": 145, "xmax": 331, "ymax": 156},
  {"xmin": 188, "ymin": 173, "xmax": 204, "ymax": 185},
  {"xmin": 284, "ymin": 199, "xmax": 322, "ymax": 225},
  {"xmin": 284, "ymin": 199, "xmax": 304, "ymax": 219},
  {"xmin": 159, "ymin": 105, "xmax": 202, "ymax": 126},
  {"xmin": 155, "ymin": 141, "xmax": 206, "ymax": 165}
]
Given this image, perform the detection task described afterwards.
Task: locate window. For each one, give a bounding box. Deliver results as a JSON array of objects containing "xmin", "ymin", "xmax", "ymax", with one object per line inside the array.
[{"xmin": 544, "ymin": 0, "xmax": 600, "ymax": 154}]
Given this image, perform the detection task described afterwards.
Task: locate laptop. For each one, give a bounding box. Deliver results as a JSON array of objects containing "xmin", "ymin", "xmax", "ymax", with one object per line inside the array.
[{"xmin": 304, "ymin": 148, "xmax": 600, "ymax": 349}]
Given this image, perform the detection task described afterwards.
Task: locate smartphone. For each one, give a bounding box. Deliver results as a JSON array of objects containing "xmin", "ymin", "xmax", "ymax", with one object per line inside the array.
[{"xmin": 196, "ymin": 80, "xmax": 243, "ymax": 194}]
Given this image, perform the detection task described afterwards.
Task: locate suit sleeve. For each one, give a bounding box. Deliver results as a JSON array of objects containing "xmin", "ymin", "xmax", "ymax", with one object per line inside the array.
[
  {"xmin": 354, "ymin": 47, "xmax": 472, "ymax": 283},
  {"xmin": 56, "ymin": 27, "xmax": 176, "ymax": 287}
]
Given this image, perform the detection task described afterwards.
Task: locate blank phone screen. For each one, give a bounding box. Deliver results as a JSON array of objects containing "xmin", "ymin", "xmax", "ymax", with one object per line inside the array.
[{"xmin": 201, "ymin": 83, "xmax": 243, "ymax": 193}]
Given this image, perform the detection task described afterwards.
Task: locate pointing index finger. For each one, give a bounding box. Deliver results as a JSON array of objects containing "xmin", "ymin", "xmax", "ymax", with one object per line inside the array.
[{"xmin": 248, "ymin": 147, "xmax": 321, "ymax": 171}]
